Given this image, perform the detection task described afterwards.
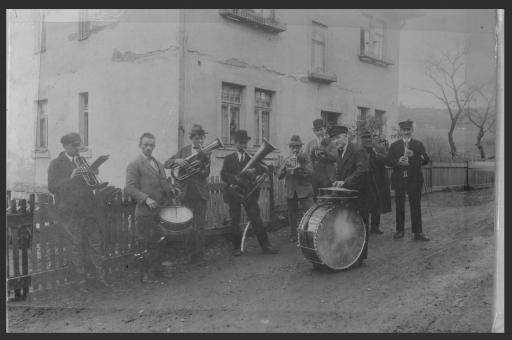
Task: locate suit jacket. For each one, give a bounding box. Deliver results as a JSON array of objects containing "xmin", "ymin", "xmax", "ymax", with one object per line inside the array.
[
  {"xmin": 335, "ymin": 142, "xmax": 369, "ymax": 191},
  {"xmin": 164, "ymin": 144, "xmax": 210, "ymax": 201},
  {"xmin": 125, "ymin": 154, "xmax": 174, "ymax": 217},
  {"xmin": 385, "ymin": 138, "xmax": 430, "ymax": 189},
  {"xmin": 304, "ymin": 138, "xmax": 337, "ymax": 186},
  {"xmin": 220, "ymin": 151, "xmax": 261, "ymax": 204},
  {"xmin": 48, "ymin": 152, "xmax": 95, "ymax": 217},
  {"xmin": 365, "ymin": 147, "xmax": 392, "ymax": 214},
  {"xmin": 277, "ymin": 151, "xmax": 313, "ymax": 199}
]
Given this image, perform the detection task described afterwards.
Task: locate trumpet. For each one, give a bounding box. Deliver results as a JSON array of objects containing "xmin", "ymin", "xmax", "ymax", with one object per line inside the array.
[
  {"xmin": 169, "ymin": 137, "xmax": 224, "ymax": 181},
  {"xmin": 400, "ymin": 139, "xmax": 411, "ymax": 178},
  {"xmin": 74, "ymin": 156, "xmax": 109, "ymax": 190},
  {"xmin": 285, "ymin": 154, "xmax": 299, "ymax": 171}
]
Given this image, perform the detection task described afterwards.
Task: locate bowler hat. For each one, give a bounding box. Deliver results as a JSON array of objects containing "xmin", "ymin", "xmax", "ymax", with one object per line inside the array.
[
  {"xmin": 288, "ymin": 135, "xmax": 304, "ymax": 146},
  {"xmin": 60, "ymin": 132, "xmax": 81, "ymax": 146},
  {"xmin": 312, "ymin": 118, "xmax": 325, "ymax": 129},
  {"xmin": 398, "ymin": 120, "xmax": 414, "ymax": 129},
  {"xmin": 327, "ymin": 125, "xmax": 348, "ymax": 138},
  {"xmin": 234, "ymin": 130, "xmax": 251, "ymax": 143},
  {"xmin": 190, "ymin": 124, "xmax": 207, "ymax": 137}
]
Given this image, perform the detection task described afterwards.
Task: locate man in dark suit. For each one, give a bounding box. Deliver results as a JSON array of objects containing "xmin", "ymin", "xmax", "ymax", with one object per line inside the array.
[
  {"xmin": 125, "ymin": 132, "xmax": 179, "ymax": 283},
  {"xmin": 329, "ymin": 125, "xmax": 369, "ymax": 267},
  {"xmin": 385, "ymin": 120, "xmax": 430, "ymax": 241},
  {"xmin": 164, "ymin": 124, "xmax": 210, "ymax": 264},
  {"xmin": 304, "ymin": 119, "xmax": 337, "ymax": 202},
  {"xmin": 278, "ymin": 135, "xmax": 314, "ymax": 243},
  {"xmin": 48, "ymin": 132, "xmax": 111, "ymax": 293},
  {"xmin": 359, "ymin": 130, "xmax": 392, "ymax": 234},
  {"xmin": 220, "ymin": 130, "xmax": 279, "ymax": 256}
]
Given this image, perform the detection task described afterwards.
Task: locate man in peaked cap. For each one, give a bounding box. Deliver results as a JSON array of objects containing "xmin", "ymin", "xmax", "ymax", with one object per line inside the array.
[
  {"xmin": 304, "ymin": 119, "xmax": 337, "ymax": 202},
  {"xmin": 220, "ymin": 129, "xmax": 279, "ymax": 256},
  {"xmin": 165, "ymin": 124, "xmax": 211, "ymax": 265},
  {"xmin": 278, "ymin": 135, "xmax": 314, "ymax": 243},
  {"xmin": 48, "ymin": 132, "xmax": 111, "ymax": 293},
  {"xmin": 385, "ymin": 120, "xmax": 430, "ymax": 241},
  {"xmin": 328, "ymin": 125, "xmax": 370, "ymax": 267}
]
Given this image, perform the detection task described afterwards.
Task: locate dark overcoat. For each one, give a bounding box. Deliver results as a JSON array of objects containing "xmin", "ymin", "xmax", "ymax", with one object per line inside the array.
[
  {"xmin": 385, "ymin": 138, "xmax": 430, "ymax": 190},
  {"xmin": 220, "ymin": 152, "xmax": 261, "ymax": 204},
  {"xmin": 365, "ymin": 148, "xmax": 392, "ymax": 214},
  {"xmin": 335, "ymin": 142, "xmax": 369, "ymax": 211}
]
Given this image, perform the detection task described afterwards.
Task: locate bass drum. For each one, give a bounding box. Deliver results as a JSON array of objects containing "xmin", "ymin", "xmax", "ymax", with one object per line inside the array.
[{"xmin": 297, "ymin": 201, "xmax": 366, "ymax": 270}]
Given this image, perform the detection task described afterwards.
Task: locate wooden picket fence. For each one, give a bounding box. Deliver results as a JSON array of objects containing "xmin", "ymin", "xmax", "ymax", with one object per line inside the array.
[{"xmin": 6, "ymin": 160, "xmax": 494, "ymax": 300}]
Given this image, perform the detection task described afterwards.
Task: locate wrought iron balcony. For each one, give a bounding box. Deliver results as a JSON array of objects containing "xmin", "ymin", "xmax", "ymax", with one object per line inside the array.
[
  {"xmin": 219, "ymin": 9, "xmax": 286, "ymax": 33},
  {"xmin": 358, "ymin": 50, "xmax": 394, "ymax": 67}
]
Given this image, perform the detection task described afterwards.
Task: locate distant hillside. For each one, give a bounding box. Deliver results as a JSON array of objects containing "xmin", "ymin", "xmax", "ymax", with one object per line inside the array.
[{"xmin": 398, "ymin": 106, "xmax": 474, "ymax": 130}]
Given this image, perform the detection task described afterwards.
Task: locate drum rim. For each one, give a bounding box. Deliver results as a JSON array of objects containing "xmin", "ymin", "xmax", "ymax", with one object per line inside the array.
[{"xmin": 159, "ymin": 205, "xmax": 193, "ymax": 226}]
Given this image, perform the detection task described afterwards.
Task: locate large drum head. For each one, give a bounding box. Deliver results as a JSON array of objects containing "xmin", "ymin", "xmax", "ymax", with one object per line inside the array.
[
  {"xmin": 159, "ymin": 206, "xmax": 193, "ymax": 232},
  {"xmin": 314, "ymin": 205, "xmax": 365, "ymax": 270}
]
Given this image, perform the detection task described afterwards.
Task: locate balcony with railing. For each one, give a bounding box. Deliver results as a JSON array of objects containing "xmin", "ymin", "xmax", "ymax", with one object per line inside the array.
[{"xmin": 219, "ymin": 9, "xmax": 286, "ymax": 33}]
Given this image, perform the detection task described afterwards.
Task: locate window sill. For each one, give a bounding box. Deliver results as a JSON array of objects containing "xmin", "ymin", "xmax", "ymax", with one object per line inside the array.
[
  {"xmin": 32, "ymin": 149, "xmax": 50, "ymax": 159},
  {"xmin": 308, "ymin": 71, "xmax": 338, "ymax": 83},
  {"xmin": 219, "ymin": 9, "xmax": 286, "ymax": 33},
  {"xmin": 358, "ymin": 53, "xmax": 394, "ymax": 67}
]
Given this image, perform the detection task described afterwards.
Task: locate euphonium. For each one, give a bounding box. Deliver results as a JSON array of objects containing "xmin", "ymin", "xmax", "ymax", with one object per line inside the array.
[
  {"xmin": 170, "ymin": 137, "xmax": 224, "ymax": 181},
  {"xmin": 75, "ymin": 156, "xmax": 109, "ymax": 190},
  {"xmin": 229, "ymin": 138, "xmax": 277, "ymax": 202}
]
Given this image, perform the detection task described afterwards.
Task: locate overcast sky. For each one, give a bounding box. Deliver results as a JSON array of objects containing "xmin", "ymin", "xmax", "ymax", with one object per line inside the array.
[{"xmin": 398, "ymin": 9, "xmax": 497, "ymax": 108}]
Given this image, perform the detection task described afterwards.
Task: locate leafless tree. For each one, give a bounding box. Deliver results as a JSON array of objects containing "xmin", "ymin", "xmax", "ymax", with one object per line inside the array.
[
  {"xmin": 423, "ymin": 136, "xmax": 449, "ymax": 162},
  {"xmin": 415, "ymin": 48, "xmax": 480, "ymax": 159},
  {"xmin": 465, "ymin": 84, "xmax": 496, "ymax": 159}
]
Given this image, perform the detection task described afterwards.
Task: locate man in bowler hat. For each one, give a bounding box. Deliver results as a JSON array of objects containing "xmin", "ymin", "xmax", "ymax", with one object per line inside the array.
[{"xmin": 220, "ymin": 130, "xmax": 279, "ymax": 256}]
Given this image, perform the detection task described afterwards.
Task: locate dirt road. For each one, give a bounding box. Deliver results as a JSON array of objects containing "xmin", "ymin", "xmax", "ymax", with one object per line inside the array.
[{"xmin": 7, "ymin": 188, "xmax": 495, "ymax": 332}]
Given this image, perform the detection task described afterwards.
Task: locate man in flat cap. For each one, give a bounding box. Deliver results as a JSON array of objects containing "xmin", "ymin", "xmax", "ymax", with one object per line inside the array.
[
  {"xmin": 221, "ymin": 130, "xmax": 279, "ymax": 256},
  {"xmin": 328, "ymin": 125, "xmax": 370, "ymax": 267},
  {"xmin": 164, "ymin": 124, "xmax": 211, "ymax": 264},
  {"xmin": 278, "ymin": 135, "xmax": 314, "ymax": 243},
  {"xmin": 359, "ymin": 129, "xmax": 392, "ymax": 235},
  {"xmin": 304, "ymin": 119, "xmax": 337, "ymax": 202},
  {"xmin": 125, "ymin": 132, "xmax": 180, "ymax": 283},
  {"xmin": 385, "ymin": 120, "xmax": 430, "ymax": 241},
  {"xmin": 48, "ymin": 132, "xmax": 111, "ymax": 293}
]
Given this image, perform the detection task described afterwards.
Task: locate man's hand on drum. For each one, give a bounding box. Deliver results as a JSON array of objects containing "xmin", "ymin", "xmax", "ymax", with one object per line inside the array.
[
  {"xmin": 333, "ymin": 180, "xmax": 345, "ymax": 188},
  {"xmin": 145, "ymin": 197, "xmax": 158, "ymax": 209}
]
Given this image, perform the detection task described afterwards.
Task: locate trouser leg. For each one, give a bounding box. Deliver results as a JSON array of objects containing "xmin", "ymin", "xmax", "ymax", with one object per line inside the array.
[
  {"xmin": 184, "ymin": 194, "xmax": 207, "ymax": 256},
  {"xmin": 135, "ymin": 215, "xmax": 162, "ymax": 275},
  {"xmin": 81, "ymin": 216, "xmax": 106, "ymax": 281},
  {"xmin": 408, "ymin": 182, "xmax": 423, "ymax": 234},
  {"xmin": 243, "ymin": 199, "xmax": 270, "ymax": 249},
  {"xmin": 59, "ymin": 216, "xmax": 87, "ymax": 283},
  {"xmin": 357, "ymin": 211, "xmax": 369, "ymax": 260},
  {"xmin": 395, "ymin": 184, "xmax": 406, "ymax": 232},
  {"xmin": 287, "ymin": 194, "xmax": 299, "ymax": 236},
  {"xmin": 229, "ymin": 202, "xmax": 242, "ymax": 249},
  {"xmin": 370, "ymin": 213, "xmax": 381, "ymax": 230}
]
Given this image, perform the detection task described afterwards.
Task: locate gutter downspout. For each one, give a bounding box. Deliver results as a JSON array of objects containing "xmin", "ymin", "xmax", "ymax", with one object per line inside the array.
[{"xmin": 177, "ymin": 9, "xmax": 186, "ymax": 149}]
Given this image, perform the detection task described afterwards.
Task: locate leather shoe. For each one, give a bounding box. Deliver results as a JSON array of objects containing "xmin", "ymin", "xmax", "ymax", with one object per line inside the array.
[
  {"xmin": 393, "ymin": 231, "xmax": 404, "ymax": 239},
  {"xmin": 413, "ymin": 233, "xmax": 430, "ymax": 241},
  {"xmin": 232, "ymin": 249, "xmax": 242, "ymax": 257},
  {"xmin": 262, "ymin": 246, "xmax": 279, "ymax": 254},
  {"xmin": 371, "ymin": 228, "xmax": 384, "ymax": 234}
]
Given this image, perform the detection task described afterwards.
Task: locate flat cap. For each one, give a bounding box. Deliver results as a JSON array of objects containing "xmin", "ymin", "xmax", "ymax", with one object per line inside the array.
[
  {"xmin": 288, "ymin": 135, "xmax": 304, "ymax": 146},
  {"xmin": 60, "ymin": 132, "xmax": 81, "ymax": 145},
  {"xmin": 190, "ymin": 124, "xmax": 207, "ymax": 137},
  {"xmin": 312, "ymin": 118, "xmax": 325, "ymax": 129}
]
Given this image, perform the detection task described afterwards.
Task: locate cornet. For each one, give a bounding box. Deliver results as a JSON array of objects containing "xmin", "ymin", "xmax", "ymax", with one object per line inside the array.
[{"xmin": 400, "ymin": 139, "xmax": 411, "ymax": 178}]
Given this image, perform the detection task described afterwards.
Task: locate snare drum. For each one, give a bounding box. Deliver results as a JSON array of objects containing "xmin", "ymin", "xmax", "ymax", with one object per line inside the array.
[
  {"xmin": 297, "ymin": 187, "xmax": 366, "ymax": 270},
  {"xmin": 157, "ymin": 205, "xmax": 193, "ymax": 235}
]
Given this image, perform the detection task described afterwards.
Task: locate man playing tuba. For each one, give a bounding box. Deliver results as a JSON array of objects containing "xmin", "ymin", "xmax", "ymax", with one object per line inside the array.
[
  {"xmin": 278, "ymin": 135, "xmax": 314, "ymax": 243},
  {"xmin": 220, "ymin": 130, "xmax": 279, "ymax": 256}
]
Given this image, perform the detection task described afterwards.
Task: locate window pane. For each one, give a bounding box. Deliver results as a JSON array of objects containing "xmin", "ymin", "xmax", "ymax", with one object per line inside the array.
[
  {"xmin": 254, "ymin": 110, "xmax": 260, "ymax": 145},
  {"xmin": 221, "ymin": 104, "xmax": 228, "ymax": 144},
  {"xmin": 262, "ymin": 111, "xmax": 270, "ymax": 141},
  {"xmin": 255, "ymin": 90, "xmax": 272, "ymax": 108},
  {"xmin": 229, "ymin": 106, "xmax": 240, "ymax": 145},
  {"xmin": 84, "ymin": 112, "xmax": 89, "ymax": 146},
  {"xmin": 312, "ymin": 43, "xmax": 324, "ymax": 72}
]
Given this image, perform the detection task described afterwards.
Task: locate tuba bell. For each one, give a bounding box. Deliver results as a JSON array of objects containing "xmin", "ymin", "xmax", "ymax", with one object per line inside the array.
[
  {"xmin": 228, "ymin": 138, "xmax": 277, "ymax": 202},
  {"xmin": 169, "ymin": 138, "xmax": 224, "ymax": 181}
]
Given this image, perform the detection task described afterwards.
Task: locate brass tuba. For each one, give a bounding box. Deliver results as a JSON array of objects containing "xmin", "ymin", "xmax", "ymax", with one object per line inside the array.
[
  {"xmin": 75, "ymin": 156, "xmax": 109, "ymax": 190},
  {"xmin": 229, "ymin": 138, "xmax": 277, "ymax": 202},
  {"xmin": 170, "ymin": 138, "xmax": 224, "ymax": 181}
]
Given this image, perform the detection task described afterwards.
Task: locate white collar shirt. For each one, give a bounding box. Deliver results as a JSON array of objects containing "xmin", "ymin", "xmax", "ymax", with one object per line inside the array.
[
  {"xmin": 341, "ymin": 143, "xmax": 349, "ymax": 160},
  {"xmin": 142, "ymin": 153, "xmax": 158, "ymax": 170}
]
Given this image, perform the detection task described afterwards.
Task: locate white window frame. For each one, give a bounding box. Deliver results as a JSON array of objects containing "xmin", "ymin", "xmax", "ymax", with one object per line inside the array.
[
  {"xmin": 254, "ymin": 89, "xmax": 273, "ymax": 146},
  {"xmin": 360, "ymin": 14, "xmax": 387, "ymax": 60},
  {"xmin": 79, "ymin": 92, "xmax": 89, "ymax": 148},
  {"xmin": 311, "ymin": 21, "xmax": 327, "ymax": 73},
  {"xmin": 221, "ymin": 83, "xmax": 244, "ymax": 145},
  {"xmin": 36, "ymin": 99, "xmax": 48, "ymax": 150},
  {"xmin": 78, "ymin": 9, "xmax": 90, "ymax": 41}
]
